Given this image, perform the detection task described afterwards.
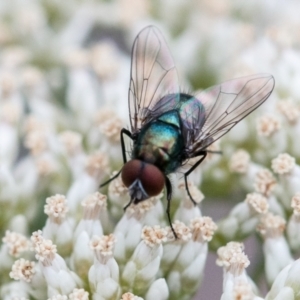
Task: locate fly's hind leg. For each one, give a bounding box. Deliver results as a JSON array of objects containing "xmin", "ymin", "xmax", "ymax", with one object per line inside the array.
[
  {"xmin": 206, "ymin": 150, "xmax": 222, "ymax": 155},
  {"xmin": 184, "ymin": 151, "xmax": 207, "ymax": 205},
  {"xmin": 165, "ymin": 176, "xmax": 178, "ymax": 239}
]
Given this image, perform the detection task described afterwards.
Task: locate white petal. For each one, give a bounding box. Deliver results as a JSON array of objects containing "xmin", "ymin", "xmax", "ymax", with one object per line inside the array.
[{"xmin": 145, "ymin": 278, "xmax": 169, "ymax": 300}]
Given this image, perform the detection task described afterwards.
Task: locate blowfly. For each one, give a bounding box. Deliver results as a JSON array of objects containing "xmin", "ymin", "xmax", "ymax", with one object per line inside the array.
[{"xmin": 101, "ymin": 25, "xmax": 275, "ymax": 237}]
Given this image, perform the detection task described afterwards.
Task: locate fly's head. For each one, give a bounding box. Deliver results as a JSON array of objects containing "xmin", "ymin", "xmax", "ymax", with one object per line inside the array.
[{"xmin": 121, "ymin": 159, "xmax": 165, "ymax": 203}]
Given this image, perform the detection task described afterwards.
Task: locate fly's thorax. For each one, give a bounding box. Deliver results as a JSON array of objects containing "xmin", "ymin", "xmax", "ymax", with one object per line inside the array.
[
  {"xmin": 121, "ymin": 159, "xmax": 165, "ymax": 201},
  {"xmin": 133, "ymin": 112, "xmax": 185, "ymax": 173},
  {"xmin": 178, "ymin": 93, "xmax": 205, "ymax": 123},
  {"xmin": 178, "ymin": 93, "xmax": 206, "ymax": 143},
  {"xmin": 157, "ymin": 110, "xmax": 181, "ymax": 127}
]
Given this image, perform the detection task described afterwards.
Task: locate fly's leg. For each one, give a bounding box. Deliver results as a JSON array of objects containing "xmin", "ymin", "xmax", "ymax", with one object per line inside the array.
[
  {"xmin": 165, "ymin": 176, "xmax": 178, "ymax": 239},
  {"xmin": 184, "ymin": 151, "xmax": 207, "ymax": 205},
  {"xmin": 121, "ymin": 128, "xmax": 133, "ymax": 164},
  {"xmin": 206, "ymin": 150, "xmax": 222, "ymax": 155},
  {"xmin": 99, "ymin": 169, "xmax": 122, "ymax": 188},
  {"xmin": 100, "ymin": 128, "xmax": 133, "ymax": 188},
  {"xmin": 123, "ymin": 197, "xmax": 135, "ymax": 211}
]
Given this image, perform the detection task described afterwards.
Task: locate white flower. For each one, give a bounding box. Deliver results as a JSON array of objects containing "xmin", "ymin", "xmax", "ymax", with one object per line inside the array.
[
  {"xmin": 174, "ymin": 182, "xmax": 203, "ymax": 224},
  {"xmin": 122, "ymin": 226, "xmax": 167, "ymax": 295},
  {"xmin": 217, "ymin": 242, "xmax": 260, "ymax": 299},
  {"xmin": 31, "ymin": 231, "xmax": 82, "ymax": 297},
  {"xmin": 88, "ymin": 234, "xmax": 120, "ymax": 300},
  {"xmin": 217, "ymin": 193, "xmax": 268, "ymax": 241},
  {"xmin": 266, "ymin": 259, "xmax": 300, "ymax": 300},
  {"xmin": 257, "ymin": 213, "xmax": 293, "ymax": 285},
  {"xmin": 70, "ymin": 193, "xmax": 107, "ymax": 275},
  {"xmin": 145, "ymin": 278, "xmax": 169, "ymax": 300}
]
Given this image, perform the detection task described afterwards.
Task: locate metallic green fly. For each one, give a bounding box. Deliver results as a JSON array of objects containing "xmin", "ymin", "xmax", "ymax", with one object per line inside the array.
[{"xmin": 101, "ymin": 25, "xmax": 275, "ymax": 237}]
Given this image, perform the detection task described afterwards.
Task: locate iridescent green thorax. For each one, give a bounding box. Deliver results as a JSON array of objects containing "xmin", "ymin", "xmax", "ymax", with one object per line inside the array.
[{"xmin": 133, "ymin": 110, "xmax": 185, "ymax": 174}]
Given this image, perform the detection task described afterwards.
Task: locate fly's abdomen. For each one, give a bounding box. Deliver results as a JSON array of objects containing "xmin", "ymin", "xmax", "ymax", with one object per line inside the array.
[{"xmin": 134, "ymin": 120, "xmax": 184, "ymax": 173}]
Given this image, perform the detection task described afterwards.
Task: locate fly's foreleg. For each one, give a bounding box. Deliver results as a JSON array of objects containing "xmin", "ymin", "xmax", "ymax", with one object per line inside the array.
[
  {"xmin": 100, "ymin": 128, "xmax": 133, "ymax": 188},
  {"xmin": 121, "ymin": 128, "xmax": 133, "ymax": 164}
]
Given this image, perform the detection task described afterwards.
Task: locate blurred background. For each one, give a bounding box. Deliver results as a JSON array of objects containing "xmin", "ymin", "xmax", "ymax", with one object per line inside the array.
[{"xmin": 0, "ymin": 0, "xmax": 300, "ymax": 299}]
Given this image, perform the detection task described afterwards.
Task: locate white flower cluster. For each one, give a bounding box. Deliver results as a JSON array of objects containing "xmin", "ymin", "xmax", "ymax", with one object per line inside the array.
[{"xmin": 0, "ymin": 0, "xmax": 300, "ymax": 300}]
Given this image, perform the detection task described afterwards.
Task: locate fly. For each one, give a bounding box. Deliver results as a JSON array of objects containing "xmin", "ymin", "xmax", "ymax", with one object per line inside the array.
[{"xmin": 101, "ymin": 25, "xmax": 275, "ymax": 237}]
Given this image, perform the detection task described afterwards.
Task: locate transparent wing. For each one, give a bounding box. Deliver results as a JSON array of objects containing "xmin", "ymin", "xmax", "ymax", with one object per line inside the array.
[
  {"xmin": 128, "ymin": 26, "xmax": 179, "ymax": 133},
  {"xmin": 188, "ymin": 74, "xmax": 275, "ymax": 154}
]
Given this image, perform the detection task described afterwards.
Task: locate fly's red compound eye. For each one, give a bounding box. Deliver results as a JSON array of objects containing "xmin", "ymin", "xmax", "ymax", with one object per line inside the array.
[
  {"xmin": 139, "ymin": 162, "xmax": 165, "ymax": 197},
  {"xmin": 121, "ymin": 160, "xmax": 165, "ymax": 197},
  {"xmin": 121, "ymin": 160, "xmax": 142, "ymax": 188}
]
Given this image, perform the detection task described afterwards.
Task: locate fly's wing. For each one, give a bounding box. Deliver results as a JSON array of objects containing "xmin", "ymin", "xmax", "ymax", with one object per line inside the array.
[
  {"xmin": 128, "ymin": 26, "xmax": 179, "ymax": 133},
  {"xmin": 187, "ymin": 74, "xmax": 275, "ymax": 154}
]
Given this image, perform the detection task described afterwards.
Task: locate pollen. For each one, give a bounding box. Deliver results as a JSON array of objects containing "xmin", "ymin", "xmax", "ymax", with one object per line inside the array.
[
  {"xmin": 2, "ymin": 46, "xmax": 29, "ymax": 69},
  {"xmin": 166, "ymin": 221, "xmax": 192, "ymax": 242},
  {"xmin": 126, "ymin": 196, "xmax": 159, "ymax": 219},
  {"xmin": 291, "ymin": 192, "xmax": 300, "ymax": 216},
  {"xmin": 90, "ymin": 234, "xmax": 116, "ymax": 257},
  {"xmin": 190, "ymin": 216, "xmax": 218, "ymax": 242},
  {"xmin": 245, "ymin": 193, "xmax": 269, "ymax": 214},
  {"xmin": 69, "ymin": 288, "xmax": 89, "ymax": 300},
  {"xmin": 206, "ymin": 140, "xmax": 221, "ymax": 160},
  {"xmin": 0, "ymin": 71, "xmax": 16, "ymax": 97},
  {"xmin": 98, "ymin": 115, "xmax": 123, "ymax": 143},
  {"xmin": 229, "ymin": 149, "xmax": 250, "ymax": 174},
  {"xmin": 0, "ymin": 22, "xmax": 11, "ymax": 44},
  {"xmin": 94, "ymin": 108, "xmax": 123, "ymax": 143},
  {"xmin": 117, "ymin": 0, "xmax": 150, "ymax": 28},
  {"xmin": 2, "ymin": 231, "xmax": 31, "ymax": 257},
  {"xmin": 59, "ymin": 130, "xmax": 83, "ymax": 156},
  {"xmin": 277, "ymin": 99, "xmax": 300, "ymax": 124},
  {"xmin": 216, "ymin": 242, "xmax": 249, "ymax": 276},
  {"xmin": 257, "ymin": 213, "xmax": 286, "ymax": 239},
  {"xmin": 9, "ymin": 258, "xmax": 36, "ymax": 282},
  {"xmin": 121, "ymin": 292, "xmax": 143, "ymax": 300},
  {"xmin": 271, "ymin": 153, "xmax": 296, "ymax": 175},
  {"xmin": 36, "ymin": 157, "xmax": 56, "ymax": 176},
  {"xmin": 24, "ymin": 130, "xmax": 48, "ymax": 156},
  {"xmin": 253, "ymin": 168, "xmax": 277, "ymax": 197},
  {"xmin": 178, "ymin": 181, "xmax": 204, "ymax": 205},
  {"xmin": 233, "ymin": 280, "xmax": 255, "ymax": 300},
  {"xmin": 141, "ymin": 225, "xmax": 168, "ymax": 247},
  {"xmin": 23, "ymin": 115, "xmax": 46, "ymax": 134},
  {"xmin": 31, "ymin": 230, "xmax": 44, "ymax": 245},
  {"xmin": 0, "ymin": 102, "xmax": 21, "ymax": 125},
  {"xmin": 216, "ymin": 242, "xmax": 244, "ymax": 267},
  {"xmin": 48, "ymin": 295, "xmax": 68, "ymax": 300},
  {"xmin": 266, "ymin": 25, "xmax": 294, "ymax": 48},
  {"xmin": 85, "ymin": 151, "xmax": 109, "ymax": 178},
  {"xmin": 256, "ymin": 114, "xmax": 281, "ymax": 137},
  {"xmin": 63, "ymin": 48, "xmax": 89, "ymax": 69},
  {"xmin": 31, "ymin": 231, "xmax": 57, "ymax": 266},
  {"xmin": 21, "ymin": 66, "xmax": 43, "ymax": 88},
  {"xmin": 82, "ymin": 192, "xmax": 107, "ymax": 219},
  {"xmin": 94, "ymin": 107, "xmax": 116, "ymax": 125},
  {"xmin": 44, "ymin": 194, "xmax": 69, "ymax": 223},
  {"xmin": 108, "ymin": 171, "xmax": 128, "ymax": 197},
  {"xmin": 89, "ymin": 42, "xmax": 119, "ymax": 80}
]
